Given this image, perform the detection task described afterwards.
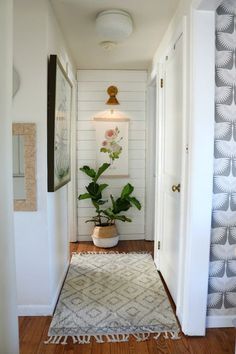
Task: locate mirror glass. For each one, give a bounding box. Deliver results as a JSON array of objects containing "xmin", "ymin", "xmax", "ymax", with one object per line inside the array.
[{"xmin": 13, "ymin": 135, "xmax": 26, "ymax": 199}]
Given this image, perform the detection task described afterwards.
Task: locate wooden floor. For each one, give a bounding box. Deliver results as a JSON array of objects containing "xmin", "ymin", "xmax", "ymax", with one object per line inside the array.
[{"xmin": 19, "ymin": 240, "xmax": 235, "ymax": 354}]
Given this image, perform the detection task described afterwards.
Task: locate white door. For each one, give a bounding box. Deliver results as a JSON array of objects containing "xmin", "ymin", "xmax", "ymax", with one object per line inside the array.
[{"xmin": 159, "ymin": 35, "xmax": 183, "ymax": 304}]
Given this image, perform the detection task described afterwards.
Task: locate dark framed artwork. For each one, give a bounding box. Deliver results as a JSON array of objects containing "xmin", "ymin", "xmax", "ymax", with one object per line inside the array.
[{"xmin": 47, "ymin": 55, "xmax": 72, "ymax": 192}]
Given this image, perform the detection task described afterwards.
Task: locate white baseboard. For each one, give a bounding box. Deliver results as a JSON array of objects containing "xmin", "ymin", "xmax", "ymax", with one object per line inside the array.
[
  {"xmin": 18, "ymin": 259, "xmax": 69, "ymax": 316},
  {"xmin": 50, "ymin": 259, "xmax": 70, "ymax": 314},
  {"xmin": 78, "ymin": 234, "xmax": 145, "ymax": 242},
  {"xmin": 206, "ymin": 315, "xmax": 236, "ymax": 328},
  {"xmin": 18, "ymin": 304, "xmax": 53, "ymax": 316}
]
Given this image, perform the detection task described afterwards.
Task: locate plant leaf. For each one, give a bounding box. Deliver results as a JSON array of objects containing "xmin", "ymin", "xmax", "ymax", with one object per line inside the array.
[
  {"xmin": 112, "ymin": 197, "xmax": 131, "ymax": 214},
  {"xmin": 85, "ymin": 218, "xmax": 98, "ymax": 223},
  {"xmin": 113, "ymin": 215, "xmax": 132, "ymax": 222},
  {"xmin": 86, "ymin": 182, "xmax": 101, "ymax": 200},
  {"xmin": 98, "ymin": 184, "xmax": 108, "ymax": 193},
  {"xmin": 128, "ymin": 196, "xmax": 142, "ymax": 210},
  {"xmin": 121, "ymin": 183, "xmax": 134, "ymax": 198},
  {"xmin": 80, "ymin": 165, "xmax": 96, "ymax": 179},
  {"xmin": 110, "ymin": 195, "xmax": 116, "ymax": 209},
  {"xmin": 78, "ymin": 193, "xmax": 91, "ymax": 200},
  {"xmin": 102, "ymin": 208, "xmax": 114, "ymax": 218},
  {"xmin": 94, "ymin": 163, "xmax": 110, "ymax": 182},
  {"xmin": 96, "ymin": 200, "xmax": 107, "ymax": 205}
]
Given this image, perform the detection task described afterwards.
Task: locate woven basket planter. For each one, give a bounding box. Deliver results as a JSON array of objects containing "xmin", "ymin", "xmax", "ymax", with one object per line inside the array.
[{"xmin": 92, "ymin": 224, "xmax": 119, "ymax": 248}]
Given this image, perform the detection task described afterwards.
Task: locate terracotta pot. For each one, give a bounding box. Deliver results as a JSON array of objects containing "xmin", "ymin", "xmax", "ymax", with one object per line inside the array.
[{"xmin": 92, "ymin": 224, "xmax": 119, "ymax": 248}]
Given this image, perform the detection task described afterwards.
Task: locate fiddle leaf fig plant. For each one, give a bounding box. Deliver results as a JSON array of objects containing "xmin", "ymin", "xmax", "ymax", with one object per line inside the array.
[{"xmin": 78, "ymin": 163, "xmax": 141, "ymax": 226}]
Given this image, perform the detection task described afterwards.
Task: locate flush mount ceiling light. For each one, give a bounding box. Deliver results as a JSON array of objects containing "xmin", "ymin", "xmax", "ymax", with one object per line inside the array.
[
  {"xmin": 95, "ymin": 9, "xmax": 133, "ymax": 44},
  {"xmin": 99, "ymin": 41, "xmax": 117, "ymax": 51}
]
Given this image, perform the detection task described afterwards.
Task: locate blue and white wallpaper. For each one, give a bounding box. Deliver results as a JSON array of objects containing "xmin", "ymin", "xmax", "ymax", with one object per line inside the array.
[{"xmin": 207, "ymin": 0, "xmax": 236, "ymax": 316}]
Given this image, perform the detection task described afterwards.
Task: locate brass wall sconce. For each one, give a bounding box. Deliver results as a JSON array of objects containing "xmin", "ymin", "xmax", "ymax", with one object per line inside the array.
[{"xmin": 106, "ymin": 86, "xmax": 120, "ymax": 105}]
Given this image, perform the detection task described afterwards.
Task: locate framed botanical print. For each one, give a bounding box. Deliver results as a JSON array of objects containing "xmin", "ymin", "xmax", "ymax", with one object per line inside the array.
[{"xmin": 47, "ymin": 55, "xmax": 72, "ymax": 192}]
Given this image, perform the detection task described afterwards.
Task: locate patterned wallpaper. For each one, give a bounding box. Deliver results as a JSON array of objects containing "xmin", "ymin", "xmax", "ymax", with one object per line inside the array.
[{"xmin": 207, "ymin": 0, "xmax": 236, "ymax": 317}]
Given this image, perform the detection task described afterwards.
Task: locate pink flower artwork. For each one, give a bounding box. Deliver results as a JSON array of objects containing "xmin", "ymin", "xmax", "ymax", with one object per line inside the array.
[{"xmin": 100, "ymin": 126, "xmax": 123, "ymax": 163}]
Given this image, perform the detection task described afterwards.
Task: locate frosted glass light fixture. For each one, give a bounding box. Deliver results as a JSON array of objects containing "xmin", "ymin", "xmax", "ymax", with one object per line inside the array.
[{"xmin": 95, "ymin": 9, "xmax": 133, "ymax": 45}]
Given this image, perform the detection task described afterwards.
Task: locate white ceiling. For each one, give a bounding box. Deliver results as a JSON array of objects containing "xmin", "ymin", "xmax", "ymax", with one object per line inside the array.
[{"xmin": 50, "ymin": 0, "xmax": 180, "ymax": 70}]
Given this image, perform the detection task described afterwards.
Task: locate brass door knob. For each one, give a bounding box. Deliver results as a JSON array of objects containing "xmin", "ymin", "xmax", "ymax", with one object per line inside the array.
[{"xmin": 172, "ymin": 184, "xmax": 181, "ymax": 193}]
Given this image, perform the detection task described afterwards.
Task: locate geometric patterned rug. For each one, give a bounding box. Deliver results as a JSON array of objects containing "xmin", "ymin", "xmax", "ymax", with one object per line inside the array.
[{"xmin": 45, "ymin": 252, "xmax": 180, "ymax": 345}]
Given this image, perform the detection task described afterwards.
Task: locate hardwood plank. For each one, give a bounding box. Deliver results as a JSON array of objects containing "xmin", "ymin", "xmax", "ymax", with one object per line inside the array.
[
  {"xmin": 91, "ymin": 340, "xmax": 110, "ymax": 354},
  {"xmin": 132, "ymin": 340, "xmax": 149, "ymax": 354},
  {"xmin": 147, "ymin": 336, "xmax": 170, "ymax": 354},
  {"xmin": 186, "ymin": 328, "xmax": 235, "ymax": 354},
  {"xmin": 19, "ymin": 317, "xmax": 31, "ymax": 338},
  {"xmin": 36, "ymin": 316, "xmax": 65, "ymax": 354},
  {"xmin": 19, "ymin": 241, "xmax": 236, "ymax": 354},
  {"xmin": 20, "ymin": 316, "xmax": 49, "ymax": 354},
  {"xmin": 166, "ymin": 334, "xmax": 193, "ymax": 354}
]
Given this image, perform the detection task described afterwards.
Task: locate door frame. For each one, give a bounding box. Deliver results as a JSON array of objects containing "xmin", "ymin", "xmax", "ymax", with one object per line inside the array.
[
  {"xmin": 153, "ymin": 0, "xmax": 216, "ymax": 335},
  {"xmin": 145, "ymin": 79, "xmax": 157, "ymax": 241}
]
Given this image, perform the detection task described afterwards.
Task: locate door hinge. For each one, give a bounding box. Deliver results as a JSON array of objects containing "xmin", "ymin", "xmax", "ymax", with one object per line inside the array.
[
  {"xmin": 160, "ymin": 78, "xmax": 164, "ymax": 88},
  {"xmin": 158, "ymin": 241, "xmax": 161, "ymax": 250}
]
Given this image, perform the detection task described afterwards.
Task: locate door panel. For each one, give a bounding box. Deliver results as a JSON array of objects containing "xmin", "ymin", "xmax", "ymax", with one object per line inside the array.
[{"xmin": 160, "ymin": 35, "xmax": 183, "ymax": 304}]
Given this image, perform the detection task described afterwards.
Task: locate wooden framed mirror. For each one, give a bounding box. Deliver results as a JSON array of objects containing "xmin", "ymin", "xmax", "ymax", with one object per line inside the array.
[{"xmin": 12, "ymin": 123, "xmax": 37, "ymax": 211}]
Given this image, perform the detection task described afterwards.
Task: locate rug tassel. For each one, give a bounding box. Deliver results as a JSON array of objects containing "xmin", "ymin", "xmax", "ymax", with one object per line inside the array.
[
  {"xmin": 163, "ymin": 331, "xmax": 169, "ymax": 339},
  {"xmin": 133, "ymin": 333, "xmax": 150, "ymax": 342},
  {"xmin": 44, "ymin": 336, "xmax": 53, "ymax": 344},
  {"xmin": 106, "ymin": 334, "xmax": 116, "ymax": 342},
  {"xmin": 106, "ymin": 334, "xmax": 120, "ymax": 342},
  {"xmin": 170, "ymin": 331, "xmax": 181, "ymax": 340},
  {"xmin": 45, "ymin": 331, "xmax": 180, "ymax": 345},
  {"xmin": 77, "ymin": 335, "xmax": 91, "ymax": 344},
  {"xmin": 61, "ymin": 336, "xmax": 68, "ymax": 345},
  {"xmin": 153, "ymin": 332, "xmax": 161, "ymax": 340},
  {"xmin": 122, "ymin": 334, "xmax": 129, "ymax": 342},
  {"xmin": 94, "ymin": 335, "xmax": 105, "ymax": 343},
  {"xmin": 72, "ymin": 336, "xmax": 78, "ymax": 344},
  {"xmin": 54, "ymin": 336, "xmax": 63, "ymax": 344}
]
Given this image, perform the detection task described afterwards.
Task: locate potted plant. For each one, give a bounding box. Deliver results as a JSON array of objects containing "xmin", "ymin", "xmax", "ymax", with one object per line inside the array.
[{"xmin": 78, "ymin": 163, "xmax": 141, "ymax": 248}]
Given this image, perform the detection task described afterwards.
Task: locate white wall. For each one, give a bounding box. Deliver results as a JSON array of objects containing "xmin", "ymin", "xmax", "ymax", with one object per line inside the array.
[
  {"xmin": 13, "ymin": 0, "xmax": 51, "ymax": 314},
  {"xmin": 46, "ymin": 0, "xmax": 77, "ymax": 310},
  {"xmin": 13, "ymin": 0, "xmax": 76, "ymax": 315},
  {"xmin": 47, "ymin": 3, "xmax": 78, "ymax": 244},
  {"xmin": 0, "ymin": 0, "xmax": 19, "ymax": 352},
  {"xmin": 77, "ymin": 70, "xmax": 147, "ymax": 241}
]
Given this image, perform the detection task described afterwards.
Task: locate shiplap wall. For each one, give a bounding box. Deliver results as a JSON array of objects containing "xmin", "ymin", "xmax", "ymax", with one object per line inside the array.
[{"xmin": 77, "ymin": 70, "xmax": 147, "ymax": 241}]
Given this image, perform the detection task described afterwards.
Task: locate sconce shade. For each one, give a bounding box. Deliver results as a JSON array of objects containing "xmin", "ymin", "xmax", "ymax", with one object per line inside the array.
[{"xmin": 106, "ymin": 86, "xmax": 120, "ymax": 105}]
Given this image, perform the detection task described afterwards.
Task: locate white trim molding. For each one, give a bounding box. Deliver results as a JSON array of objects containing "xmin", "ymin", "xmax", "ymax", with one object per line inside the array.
[
  {"xmin": 179, "ymin": 7, "xmax": 215, "ymax": 336},
  {"xmin": 145, "ymin": 80, "xmax": 157, "ymax": 241},
  {"xmin": 207, "ymin": 316, "xmax": 236, "ymax": 328}
]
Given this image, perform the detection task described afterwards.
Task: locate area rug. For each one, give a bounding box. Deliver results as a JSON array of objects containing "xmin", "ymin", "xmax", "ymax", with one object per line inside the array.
[{"xmin": 45, "ymin": 252, "xmax": 180, "ymax": 345}]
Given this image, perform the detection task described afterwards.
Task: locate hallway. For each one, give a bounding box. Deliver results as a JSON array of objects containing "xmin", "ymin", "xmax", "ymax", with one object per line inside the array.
[{"xmin": 1, "ymin": 0, "xmax": 236, "ymax": 352}]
